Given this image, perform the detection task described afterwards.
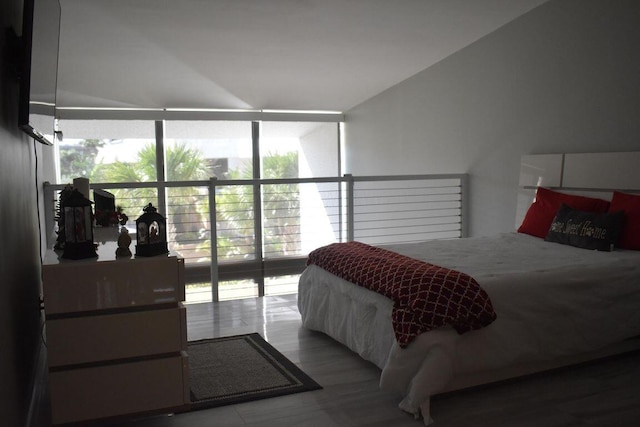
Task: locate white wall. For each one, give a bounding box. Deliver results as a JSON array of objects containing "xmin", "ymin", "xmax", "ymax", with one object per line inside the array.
[
  {"xmin": 299, "ymin": 123, "xmax": 341, "ymax": 251},
  {"xmin": 344, "ymin": 0, "xmax": 640, "ymax": 237}
]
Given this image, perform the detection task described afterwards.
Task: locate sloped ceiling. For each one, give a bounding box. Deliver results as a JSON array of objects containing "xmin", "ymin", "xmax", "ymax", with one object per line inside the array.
[{"xmin": 56, "ymin": 0, "xmax": 549, "ymax": 112}]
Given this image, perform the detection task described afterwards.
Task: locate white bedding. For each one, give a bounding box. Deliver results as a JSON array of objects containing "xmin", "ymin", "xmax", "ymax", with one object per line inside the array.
[{"xmin": 298, "ymin": 232, "xmax": 640, "ymax": 424}]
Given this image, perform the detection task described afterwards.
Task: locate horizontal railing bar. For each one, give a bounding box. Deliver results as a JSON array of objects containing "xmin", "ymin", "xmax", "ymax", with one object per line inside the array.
[
  {"xmin": 47, "ymin": 174, "xmax": 464, "ymax": 191},
  {"xmin": 45, "ymin": 172, "xmax": 468, "ymax": 301},
  {"xmin": 353, "ymin": 199, "xmax": 461, "ymax": 207},
  {"xmin": 220, "ymin": 177, "xmax": 343, "ymax": 186},
  {"xmin": 354, "ymin": 207, "xmax": 460, "ymax": 215},
  {"xmin": 352, "ymin": 174, "xmax": 465, "ymax": 182}
]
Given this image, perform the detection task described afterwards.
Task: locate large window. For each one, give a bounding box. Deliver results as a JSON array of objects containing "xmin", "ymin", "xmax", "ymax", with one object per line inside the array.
[
  {"xmin": 164, "ymin": 121, "xmax": 253, "ymax": 181},
  {"xmin": 56, "ymin": 120, "xmax": 158, "ymax": 230},
  {"xmin": 261, "ymin": 121, "xmax": 339, "ymax": 178},
  {"xmin": 54, "ymin": 117, "xmax": 342, "ymax": 301},
  {"xmin": 260, "ymin": 122, "xmax": 339, "ymax": 259},
  {"xmin": 57, "ymin": 120, "xmax": 157, "ymax": 182},
  {"xmin": 164, "ymin": 121, "xmax": 255, "ymax": 269}
]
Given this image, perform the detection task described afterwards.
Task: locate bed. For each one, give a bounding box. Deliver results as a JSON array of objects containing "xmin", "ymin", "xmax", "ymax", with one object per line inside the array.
[{"xmin": 297, "ymin": 152, "xmax": 640, "ymax": 424}]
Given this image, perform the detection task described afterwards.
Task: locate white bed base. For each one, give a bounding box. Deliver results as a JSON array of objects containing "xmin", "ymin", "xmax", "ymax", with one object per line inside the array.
[{"xmin": 441, "ymin": 336, "xmax": 640, "ymax": 395}]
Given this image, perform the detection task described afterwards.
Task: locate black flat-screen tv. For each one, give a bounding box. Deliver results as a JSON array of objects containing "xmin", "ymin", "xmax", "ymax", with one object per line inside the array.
[{"xmin": 18, "ymin": 0, "xmax": 61, "ymax": 146}]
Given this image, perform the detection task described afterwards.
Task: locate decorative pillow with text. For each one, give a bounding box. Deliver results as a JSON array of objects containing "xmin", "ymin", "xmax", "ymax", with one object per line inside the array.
[
  {"xmin": 518, "ymin": 187, "xmax": 610, "ymax": 239},
  {"xmin": 545, "ymin": 204, "xmax": 625, "ymax": 251}
]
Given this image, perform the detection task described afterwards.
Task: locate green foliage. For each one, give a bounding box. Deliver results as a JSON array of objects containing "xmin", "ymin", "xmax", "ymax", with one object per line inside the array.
[
  {"xmin": 216, "ymin": 184, "xmax": 255, "ymax": 260},
  {"xmin": 90, "ymin": 143, "xmax": 209, "ymax": 233},
  {"xmin": 60, "ymin": 140, "xmax": 302, "ymax": 262},
  {"xmin": 91, "ymin": 144, "xmax": 157, "ymax": 183},
  {"xmin": 216, "ymin": 151, "xmax": 300, "ymax": 259},
  {"xmin": 90, "ymin": 143, "xmax": 158, "ymax": 216},
  {"xmin": 262, "ymin": 151, "xmax": 298, "ymax": 179},
  {"xmin": 59, "ymin": 139, "xmax": 105, "ymax": 182},
  {"xmin": 166, "ymin": 143, "xmax": 210, "ymax": 181}
]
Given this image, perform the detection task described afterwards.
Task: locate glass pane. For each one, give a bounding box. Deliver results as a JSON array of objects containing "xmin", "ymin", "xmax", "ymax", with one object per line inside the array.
[
  {"xmin": 265, "ymin": 275, "xmax": 300, "ymax": 296},
  {"xmin": 260, "ymin": 122, "xmax": 340, "ymax": 259},
  {"xmin": 216, "ymin": 184, "xmax": 256, "ymax": 262},
  {"xmin": 263, "ymin": 181, "xmax": 343, "ymax": 258},
  {"xmin": 56, "ymin": 120, "xmax": 156, "ymax": 184},
  {"xmin": 164, "ymin": 121, "xmax": 253, "ymax": 181},
  {"xmin": 166, "ymin": 186, "xmax": 211, "ymax": 265},
  {"xmin": 219, "ymin": 279, "xmax": 258, "ymax": 301},
  {"xmin": 185, "ymin": 282, "xmax": 212, "ymax": 304},
  {"xmin": 261, "ymin": 122, "xmax": 339, "ymax": 178},
  {"xmin": 262, "ymin": 182, "xmax": 300, "ymax": 257}
]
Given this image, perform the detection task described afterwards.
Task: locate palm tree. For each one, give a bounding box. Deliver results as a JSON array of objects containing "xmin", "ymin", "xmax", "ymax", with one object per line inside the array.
[
  {"xmin": 91, "ymin": 144, "xmax": 160, "ymax": 216},
  {"xmin": 216, "ymin": 152, "xmax": 300, "ymax": 260},
  {"xmin": 91, "ymin": 145, "xmax": 299, "ymax": 262},
  {"xmin": 261, "ymin": 152, "xmax": 300, "ymax": 256},
  {"xmin": 92, "ymin": 143, "xmax": 210, "ymax": 257}
]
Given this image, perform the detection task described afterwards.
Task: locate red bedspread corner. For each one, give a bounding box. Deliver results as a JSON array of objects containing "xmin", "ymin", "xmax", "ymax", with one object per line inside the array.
[{"xmin": 307, "ymin": 241, "xmax": 497, "ymax": 348}]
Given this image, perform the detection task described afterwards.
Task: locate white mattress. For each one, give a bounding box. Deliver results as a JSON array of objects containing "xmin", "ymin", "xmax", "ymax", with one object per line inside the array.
[{"xmin": 298, "ymin": 232, "xmax": 640, "ymax": 423}]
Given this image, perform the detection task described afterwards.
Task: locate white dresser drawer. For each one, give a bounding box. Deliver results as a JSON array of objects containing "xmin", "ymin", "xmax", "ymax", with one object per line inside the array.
[
  {"xmin": 49, "ymin": 353, "xmax": 189, "ymax": 425},
  {"xmin": 47, "ymin": 305, "xmax": 187, "ymax": 367},
  {"xmin": 43, "ymin": 256, "xmax": 185, "ymax": 314}
]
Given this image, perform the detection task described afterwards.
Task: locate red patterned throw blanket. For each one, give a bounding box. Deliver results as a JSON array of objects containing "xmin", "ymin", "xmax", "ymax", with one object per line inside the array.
[{"xmin": 306, "ymin": 241, "xmax": 497, "ymax": 348}]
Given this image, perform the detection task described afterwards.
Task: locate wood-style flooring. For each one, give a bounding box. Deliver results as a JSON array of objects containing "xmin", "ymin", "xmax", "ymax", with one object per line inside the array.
[{"xmin": 109, "ymin": 294, "xmax": 640, "ymax": 427}]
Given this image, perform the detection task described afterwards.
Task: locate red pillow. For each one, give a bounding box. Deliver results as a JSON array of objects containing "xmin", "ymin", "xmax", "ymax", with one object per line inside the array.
[
  {"xmin": 518, "ymin": 187, "xmax": 610, "ymax": 238},
  {"xmin": 609, "ymin": 191, "xmax": 640, "ymax": 250}
]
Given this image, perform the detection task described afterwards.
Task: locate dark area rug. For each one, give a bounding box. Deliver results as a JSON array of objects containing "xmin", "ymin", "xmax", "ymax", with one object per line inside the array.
[{"xmin": 187, "ymin": 333, "xmax": 321, "ymax": 410}]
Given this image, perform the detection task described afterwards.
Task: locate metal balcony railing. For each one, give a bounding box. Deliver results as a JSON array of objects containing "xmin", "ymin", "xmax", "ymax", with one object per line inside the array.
[{"xmin": 43, "ymin": 173, "xmax": 468, "ymax": 301}]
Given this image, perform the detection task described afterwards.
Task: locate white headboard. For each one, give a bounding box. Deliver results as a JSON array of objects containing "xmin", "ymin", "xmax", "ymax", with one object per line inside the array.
[{"xmin": 515, "ymin": 152, "xmax": 640, "ymax": 228}]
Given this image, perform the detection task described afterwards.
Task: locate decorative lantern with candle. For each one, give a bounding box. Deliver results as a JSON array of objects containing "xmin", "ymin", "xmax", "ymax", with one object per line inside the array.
[
  {"xmin": 135, "ymin": 203, "xmax": 168, "ymax": 257},
  {"xmin": 62, "ymin": 189, "xmax": 97, "ymax": 260}
]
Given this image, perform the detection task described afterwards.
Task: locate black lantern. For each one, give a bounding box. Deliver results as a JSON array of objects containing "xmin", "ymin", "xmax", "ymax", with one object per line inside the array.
[
  {"xmin": 62, "ymin": 189, "xmax": 97, "ymax": 260},
  {"xmin": 135, "ymin": 203, "xmax": 168, "ymax": 257}
]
